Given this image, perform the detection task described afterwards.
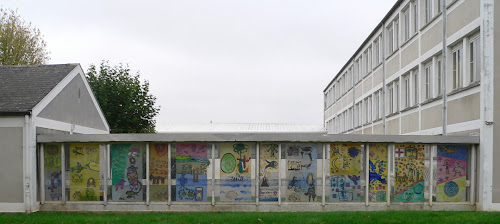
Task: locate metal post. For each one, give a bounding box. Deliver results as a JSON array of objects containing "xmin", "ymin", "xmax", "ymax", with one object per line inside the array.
[
  {"xmin": 430, "ymin": 145, "xmax": 436, "ymax": 206},
  {"xmin": 442, "ymin": 0, "xmax": 448, "ymax": 135},
  {"xmin": 61, "ymin": 144, "xmax": 66, "ymax": 204},
  {"xmin": 278, "ymin": 143, "xmax": 282, "ymax": 206},
  {"xmin": 386, "ymin": 144, "xmax": 391, "ymax": 206},
  {"xmin": 322, "ymin": 143, "xmax": 326, "ymax": 206},
  {"xmin": 365, "ymin": 144, "xmax": 370, "ymax": 206},
  {"xmin": 470, "ymin": 145, "xmax": 476, "ymax": 205},
  {"xmin": 40, "ymin": 144, "xmax": 45, "ymax": 204},
  {"xmin": 146, "ymin": 143, "xmax": 150, "ymax": 206},
  {"xmin": 212, "ymin": 143, "xmax": 215, "ymax": 206},
  {"xmin": 103, "ymin": 144, "xmax": 108, "ymax": 205},
  {"xmin": 256, "ymin": 143, "xmax": 260, "ymax": 206},
  {"xmin": 168, "ymin": 143, "xmax": 172, "ymax": 206}
]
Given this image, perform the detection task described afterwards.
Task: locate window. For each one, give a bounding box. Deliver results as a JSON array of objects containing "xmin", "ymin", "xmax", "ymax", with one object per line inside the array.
[
  {"xmin": 437, "ymin": 0, "xmax": 442, "ymax": 14},
  {"xmin": 413, "ymin": 71, "xmax": 418, "ymax": 105},
  {"xmin": 374, "ymin": 91, "xmax": 379, "ymax": 120},
  {"xmin": 403, "ymin": 74, "xmax": 411, "ymax": 108},
  {"xmin": 425, "ymin": 0, "xmax": 434, "ymax": 23},
  {"xmin": 424, "ymin": 62, "xmax": 433, "ymax": 100},
  {"xmin": 452, "ymin": 46, "xmax": 463, "ymax": 89},
  {"xmin": 395, "ymin": 79, "xmax": 400, "ymax": 111},
  {"xmin": 436, "ymin": 57, "xmax": 443, "ymax": 96},
  {"xmin": 367, "ymin": 47, "xmax": 372, "ymax": 73},
  {"xmin": 413, "ymin": 1, "xmax": 418, "ymax": 33},
  {"xmin": 403, "ymin": 7, "xmax": 410, "ymax": 42},
  {"xmin": 387, "ymin": 80, "xmax": 399, "ymax": 114},
  {"xmin": 470, "ymin": 37, "xmax": 480, "ymax": 83},
  {"xmin": 363, "ymin": 51, "xmax": 368, "ymax": 77},
  {"xmin": 388, "ymin": 24, "xmax": 394, "ymax": 54},
  {"xmin": 354, "ymin": 59, "xmax": 359, "ymax": 84},
  {"xmin": 374, "ymin": 38, "xmax": 380, "ymax": 66}
]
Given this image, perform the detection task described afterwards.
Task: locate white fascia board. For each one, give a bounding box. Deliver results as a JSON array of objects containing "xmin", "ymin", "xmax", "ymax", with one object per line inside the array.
[
  {"xmin": 31, "ymin": 65, "xmax": 110, "ymax": 133},
  {"xmin": 34, "ymin": 117, "xmax": 108, "ymax": 134},
  {"xmin": 0, "ymin": 116, "xmax": 24, "ymax": 127}
]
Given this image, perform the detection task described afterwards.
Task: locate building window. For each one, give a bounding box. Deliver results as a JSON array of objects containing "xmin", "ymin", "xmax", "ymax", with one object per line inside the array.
[
  {"xmin": 388, "ymin": 24, "xmax": 394, "ymax": 54},
  {"xmin": 374, "ymin": 39, "xmax": 380, "ymax": 66},
  {"xmin": 403, "ymin": 74, "xmax": 411, "ymax": 108},
  {"xmin": 436, "ymin": 57, "xmax": 442, "ymax": 96},
  {"xmin": 425, "ymin": 0, "xmax": 434, "ymax": 23},
  {"xmin": 374, "ymin": 91, "xmax": 379, "ymax": 120},
  {"xmin": 452, "ymin": 46, "xmax": 463, "ymax": 89},
  {"xmin": 387, "ymin": 18, "xmax": 399, "ymax": 55},
  {"xmin": 403, "ymin": 7, "xmax": 410, "ymax": 42},
  {"xmin": 424, "ymin": 62, "xmax": 433, "ymax": 100},
  {"xmin": 354, "ymin": 60, "xmax": 359, "ymax": 84},
  {"xmin": 367, "ymin": 46, "xmax": 372, "ymax": 73},
  {"xmin": 470, "ymin": 36, "xmax": 480, "ymax": 84},
  {"xmin": 413, "ymin": 70, "xmax": 418, "ymax": 105},
  {"xmin": 413, "ymin": 1, "xmax": 418, "ymax": 33},
  {"xmin": 437, "ymin": 0, "xmax": 442, "ymax": 14}
]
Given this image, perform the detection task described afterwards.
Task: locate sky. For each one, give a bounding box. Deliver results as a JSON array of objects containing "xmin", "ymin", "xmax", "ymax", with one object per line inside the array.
[{"xmin": 2, "ymin": 0, "xmax": 396, "ymax": 129}]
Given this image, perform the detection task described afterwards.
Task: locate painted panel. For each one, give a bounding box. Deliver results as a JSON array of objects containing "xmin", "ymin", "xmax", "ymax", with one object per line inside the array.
[
  {"xmin": 259, "ymin": 143, "xmax": 279, "ymax": 202},
  {"xmin": 0, "ymin": 127, "xmax": 23, "ymax": 203},
  {"xmin": 111, "ymin": 143, "xmax": 145, "ymax": 201},
  {"xmin": 44, "ymin": 144, "xmax": 62, "ymax": 201},
  {"xmin": 436, "ymin": 145, "xmax": 467, "ymax": 202},
  {"xmin": 149, "ymin": 143, "xmax": 169, "ymax": 202},
  {"xmin": 330, "ymin": 143, "xmax": 362, "ymax": 202},
  {"xmin": 220, "ymin": 143, "xmax": 252, "ymax": 202},
  {"xmin": 285, "ymin": 143, "xmax": 318, "ymax": 202},
  {"xmin": 69, "ymin": 144, "xmax": 100, "ymax": 201},
  {"xmin": 175, "ymin": 143, "xmax": 209, "ymax": 202},
  {"xmin": 393, "ymin": 144, "xmax": 425, "ymax": 202},
  {"xmin": 368, "ymin": 144, "xmax": 388, "ymax": 202}
]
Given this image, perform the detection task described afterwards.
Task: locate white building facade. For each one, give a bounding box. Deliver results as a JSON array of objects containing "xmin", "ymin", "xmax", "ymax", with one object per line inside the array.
[{"xmin": 323, "ymin": 0, "xmax": 500, "ymax": 211}]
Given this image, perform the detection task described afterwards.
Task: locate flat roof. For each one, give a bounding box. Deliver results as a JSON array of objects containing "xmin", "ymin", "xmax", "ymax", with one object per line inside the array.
[{"xmin": 37, "ymin": 133, "xmax": 479, "ymax": 144}]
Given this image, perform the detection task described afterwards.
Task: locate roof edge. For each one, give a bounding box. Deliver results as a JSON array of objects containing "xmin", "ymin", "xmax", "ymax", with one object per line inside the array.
[{"xmin": 323, "ymin": 0, "xmax": 404, "ymax": 92}]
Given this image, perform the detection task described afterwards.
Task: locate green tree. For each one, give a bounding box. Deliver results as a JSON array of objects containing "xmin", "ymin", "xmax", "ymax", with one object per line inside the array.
[
  {"xmin": 86, "ymin": 61, "xmax": 160, "ymax": 133},
  {"xmin": 0, "ymin": 8, "xmax": 50, "ymax": 65}
]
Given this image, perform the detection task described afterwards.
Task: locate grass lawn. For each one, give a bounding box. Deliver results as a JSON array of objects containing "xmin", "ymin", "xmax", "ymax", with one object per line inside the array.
[{"xmin": 1, "ymin": 211, "xmax": 499, "ymax": 224}]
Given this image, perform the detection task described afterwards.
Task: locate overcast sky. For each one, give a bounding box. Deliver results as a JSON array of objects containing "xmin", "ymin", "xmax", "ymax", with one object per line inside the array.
[{"xmin": 3, "ymin": 0, "xmax": 396, "ymax": 129}]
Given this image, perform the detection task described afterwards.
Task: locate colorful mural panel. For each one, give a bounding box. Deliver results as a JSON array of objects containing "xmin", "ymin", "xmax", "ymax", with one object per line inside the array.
[
  {"xmin": 175, "ymin": 143, "xmax": 209, "ymax": 202},
  {"xmin": 285, "ymin": 143, "xmax": 318, "ymax": 202},
  {"xmin": 436, "ymin": 145, "xmax": 467, "ymax": 202},
  {"xmin": 259, "ymin": 143, "xmax": 279, "ymax": 201},
  {"xmin": 393, "ymin": 144, "xmax": 425, "ymax": 202},
  {"xmin": 111, "ymin": 143, "xmax": 145, "ymax": 201},
  {"xmin": 44, "ymin": 144, "xmax": 62, "ymax": 201},
  {"xmin": 220, "ymin": 143, "xmax": 252, "ymax": 202},
  {"xmin": 69, "ymin": 144, "xmax": 100, "ymax": 201},
  {"xmin": 149, "ymin": 143, "xmax": 169, "ymax": 202},
  {"xmin": 330, "ymin": 143, "xmax": 362, "ymax": 202},
  {"xmin": 368, "ymin": 144, "xmax": 388, "ymax": 202}
]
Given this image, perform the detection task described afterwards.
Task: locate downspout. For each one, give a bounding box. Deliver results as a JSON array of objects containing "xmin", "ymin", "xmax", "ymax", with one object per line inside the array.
[
  {"xmin": 442, "ymin": 0, "xmax": 448, "ymax": 135},
  {"xmin": 24, "ymin": 114, "xmax": 31, "ymax": 213},
  {"xmin": 382, "ymin": 22, "xmax": 387, "ymax": 134}
]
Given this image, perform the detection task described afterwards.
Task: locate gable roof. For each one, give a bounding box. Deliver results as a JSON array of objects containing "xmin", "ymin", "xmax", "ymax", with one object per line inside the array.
[{"xmin": 0, "ymin": 64, "xmax": 78, "ymax": 114}]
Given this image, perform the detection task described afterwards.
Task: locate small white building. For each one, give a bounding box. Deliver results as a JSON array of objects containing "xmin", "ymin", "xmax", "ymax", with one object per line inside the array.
[{"xmin": 0, "ymin": 64, "xmax": 109, "ymax": 212}]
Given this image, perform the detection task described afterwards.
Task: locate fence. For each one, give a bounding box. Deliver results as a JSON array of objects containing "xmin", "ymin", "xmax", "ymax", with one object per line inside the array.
[{"xmin": 37, "ymin": 133, "xmax": 479, "ymax": 212}]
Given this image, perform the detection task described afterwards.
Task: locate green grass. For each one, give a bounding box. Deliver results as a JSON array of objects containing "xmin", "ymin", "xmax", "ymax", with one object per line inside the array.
[{"xmin": 1, "ymin": 211, "xmax": 499, "ymax": 224}]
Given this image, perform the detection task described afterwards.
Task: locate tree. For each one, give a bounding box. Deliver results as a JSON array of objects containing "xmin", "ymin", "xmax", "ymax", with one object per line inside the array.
[
  {"xmin": 0, "ymin": 8, "xmax": 50, "ymax": 65},
  {"xmin": 86, "ymin": 61, "xmax": 160, "ymax": 133}
]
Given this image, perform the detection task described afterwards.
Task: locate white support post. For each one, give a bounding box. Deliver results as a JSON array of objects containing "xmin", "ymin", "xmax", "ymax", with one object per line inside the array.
[
  {"xmin": 256, "ymin": 143, "xmax": 260, "ymax": 206},
  {"xmin": 212, "ymin": 143, "xmax": 215, "ymax": 206},
  {"xmin": 365, "ymin": 144, "xmax": 370, "ymax": 206},
  {"xmin": 61, "ymin": 144, "xmax": 66, "ymax": 204},
  {"xmin": 40, "ymin": 144, "xmax": 45, "ymax": 204},
  {"xmin": 278, "ymin": 143, "xmax": 282, "ymax": 206},
  {"xmin": 146, "ymin": 143, "xmax": 150, "ymax": 206},
  {"xmin": 430, "ymin": 145, "xmax": 436, "ymax": 207},
  {"xmin": 168, "ymin": 143, "xmax": 172, "ymax": 206},
  {"xmin": 322, "ymin": 143, "xmax": 326, "ymax": 206},
  {"xmin": 104, "ymin": 143, "xmax": 113, "ymax": 205},
  {"xmin": 470, "ymin": 145, "xmax": 476, "ymax": 205},
  {"xmin": 386, "ymin": 144, "xmax": 392, "ymax": 206},
  {"xmin": 103, "ymin": 144, "xmax": 108, "ymax": 205}
]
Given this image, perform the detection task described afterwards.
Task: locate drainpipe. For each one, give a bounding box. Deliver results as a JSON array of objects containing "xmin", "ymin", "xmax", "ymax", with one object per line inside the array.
[
  {"xmin": 442, "ymin": 0, "xmax": 448, "ymax": 135},
  {"xmin": 24, "ymin": 115, "xmax": 31, "ymax": 213}
]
